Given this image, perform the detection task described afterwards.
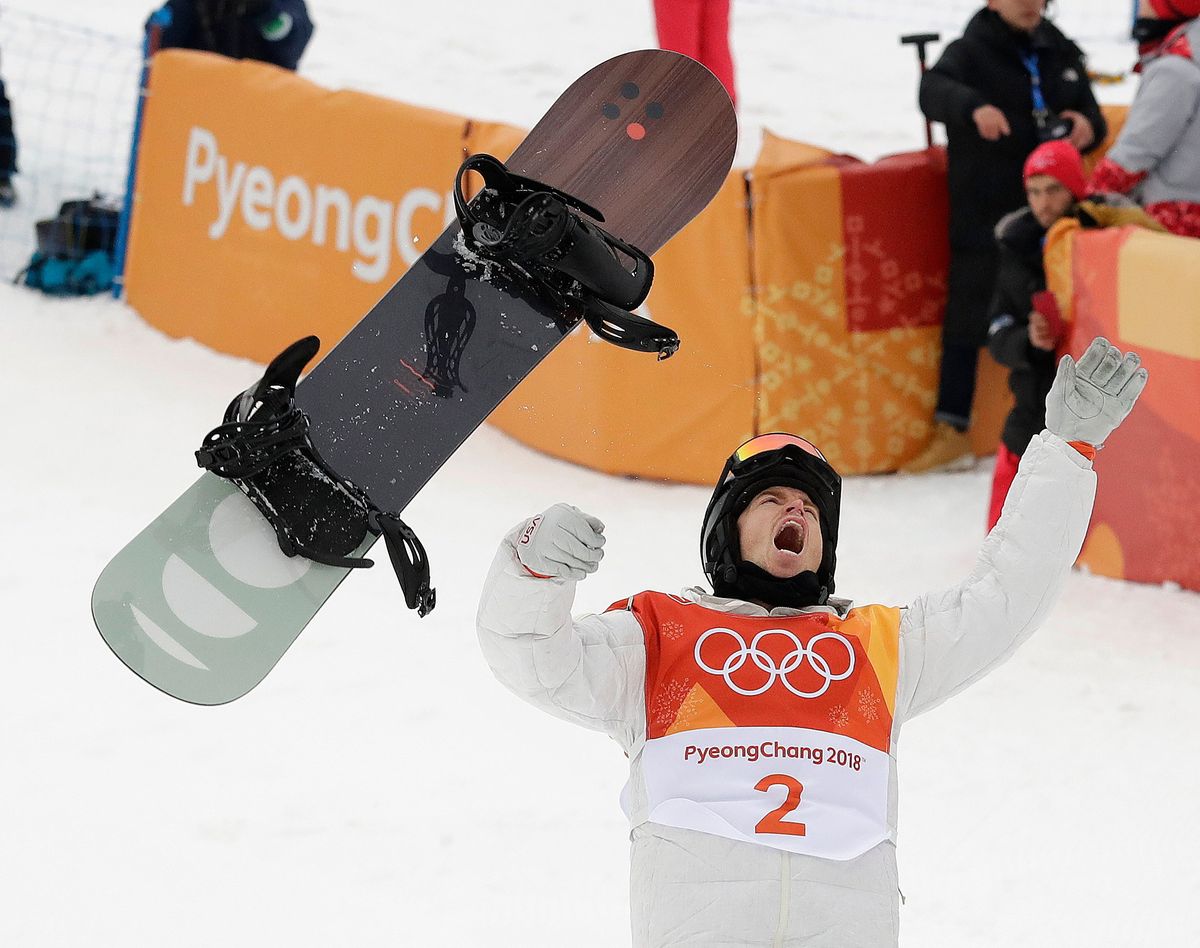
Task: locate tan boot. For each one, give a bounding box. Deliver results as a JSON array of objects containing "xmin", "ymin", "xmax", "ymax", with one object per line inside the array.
[{"xmin": 899, "ymin": 421, "xmax": 973, "ymax": 474}]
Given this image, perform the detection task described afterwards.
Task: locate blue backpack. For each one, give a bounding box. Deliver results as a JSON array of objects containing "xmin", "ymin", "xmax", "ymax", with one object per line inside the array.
[{"xmin": 16, "ymin": 196, "xmax": 120, "ymax": 296}]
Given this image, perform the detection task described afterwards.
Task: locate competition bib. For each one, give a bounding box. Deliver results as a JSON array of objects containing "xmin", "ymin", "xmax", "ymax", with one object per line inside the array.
[{"xmin": 621, "ymin": 593, "xmax": 901, "ymax": 860}]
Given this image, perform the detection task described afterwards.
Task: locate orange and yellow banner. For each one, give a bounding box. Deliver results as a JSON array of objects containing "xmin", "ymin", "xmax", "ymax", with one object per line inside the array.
[
  {"xmin": 1047, "ymin": 224, "xmax": 1200, "ymax": 591},
  {"xmin": 749, "ymin": 138, "xmax": 949, "ymax": 474},
  {"xmin": 125, "ymin": 50, "xmax": 467, "ymax": 362},
  {"xmin": 121, "ymin": 54, "xmax": 1043, "ymax": 490}
]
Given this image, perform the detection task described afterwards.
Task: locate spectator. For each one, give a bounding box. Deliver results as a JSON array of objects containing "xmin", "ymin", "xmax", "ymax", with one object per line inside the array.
[
  {"xmin": 149, "ymin": 0, "xmax": 314, "ymax": 72},
  {"xmin": 904, "ymin": 0, "xmax": 1106, "ymax": 473},
  {"xmin": 1089, "ymin": 0, "xmax": 1200, "ymax": 238},
  {"xmin": 477, "ymin": 343, "xmax": 1146, "ymax": 946},
  {"xmin": 652, "ymin": 0, "xmax": 736, "ymax": 106},
  {"xmin": 985, "ymin": 141, "xmax": 1162, "ymax": 530},
  {"xmin": 0, "ymin": 48, "xmax": 16, "ymax": 208}
]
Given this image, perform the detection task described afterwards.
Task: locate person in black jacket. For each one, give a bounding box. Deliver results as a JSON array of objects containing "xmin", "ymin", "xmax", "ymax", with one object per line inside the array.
[
  {"xmin": 903, "ymin": 0, "xmax": 1106, "ymax": 473},
  {"xmin": 150, "ymin": 0, "xmax": 314, "ymax": 72},
  {"xmin": 984, "ymin": 140, "xmax": 1082, "ymax": 529},
  {"xmin": 985, "ymin": 139, "xmax": 1162, "ymax": 529}
]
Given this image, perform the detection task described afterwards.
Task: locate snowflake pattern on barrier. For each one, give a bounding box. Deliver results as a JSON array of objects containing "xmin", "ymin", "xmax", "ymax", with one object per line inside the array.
[
  {"xmin": 752, "ymin": 238, "xmax": 941, "ymax": 474},
  {"xmin": 828, "ymin": 704, "xmax": 850, "ymax": 728},
  {"xmin": 843, "ymin": 214, "xmax": 946, "ymax": 333}
]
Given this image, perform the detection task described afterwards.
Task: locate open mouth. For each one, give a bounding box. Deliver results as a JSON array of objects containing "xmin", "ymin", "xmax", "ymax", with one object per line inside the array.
[{"xmin": 773, "ymin": 519, "xmax": 805, "ymax": 557}]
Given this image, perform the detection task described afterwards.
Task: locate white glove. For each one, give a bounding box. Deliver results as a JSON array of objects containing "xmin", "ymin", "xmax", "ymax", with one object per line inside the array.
[
  {"xmin": 514, "ymin": 503, "xmax": 606, "ymax": 581},
  {"xmin": 1045, "ymin": 336, "xmax": 1148, "ymax": 447}
]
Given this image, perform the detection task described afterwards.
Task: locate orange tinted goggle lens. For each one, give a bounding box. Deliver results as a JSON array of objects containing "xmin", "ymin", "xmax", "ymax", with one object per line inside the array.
[{"xmin": 730, "ymin": 433, "xmax": 827, "ymax": 466}]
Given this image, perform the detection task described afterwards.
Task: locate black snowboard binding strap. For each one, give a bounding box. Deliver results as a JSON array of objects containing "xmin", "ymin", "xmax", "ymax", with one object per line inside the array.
[
  {"xmin": 196, "ymin": 336, "xmax": 436, "ymax": 617},
  {"xmin": 453, "ymin": 154, "xmax": 680, "ymax": 360}
]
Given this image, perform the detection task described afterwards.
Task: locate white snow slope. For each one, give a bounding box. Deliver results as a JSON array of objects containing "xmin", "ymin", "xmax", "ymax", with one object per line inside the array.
[{"xmin": 2, "ymin": 2, "xmax": 1198, "ymax": 946}]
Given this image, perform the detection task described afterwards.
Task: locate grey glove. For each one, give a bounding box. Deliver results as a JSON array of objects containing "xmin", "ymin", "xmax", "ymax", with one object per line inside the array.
[
  {"xmin": 514, "ymin": 503, "xmax": 605, "ymax": 581},
  {"xmin": 1045, "ymin": 337, "xmax": 1148, "ymax": 447}
]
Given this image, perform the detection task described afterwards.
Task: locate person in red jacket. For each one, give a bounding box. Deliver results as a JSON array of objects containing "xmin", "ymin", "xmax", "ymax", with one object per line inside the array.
[{"xmin": 651, "ymin": 0, "xmax": 736, "ymax": 105}]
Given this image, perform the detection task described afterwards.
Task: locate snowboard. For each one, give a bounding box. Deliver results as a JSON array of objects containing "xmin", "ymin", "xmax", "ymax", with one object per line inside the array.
[{"xmin": 92, "ymin": 49, "xmax": 737, "ymax": 705}]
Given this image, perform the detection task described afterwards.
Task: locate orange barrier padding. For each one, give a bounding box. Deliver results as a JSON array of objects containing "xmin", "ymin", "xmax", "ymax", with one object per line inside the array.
[
  {"xmin": 487, "ymin": 171, "xmax": 755, "ymax": 486},
  {"xmin": 1047, "ymin": 225, "xmax": 1200, "ymax": 592},
  {"xmin": 750, "ymin": 145, "xmax": 955, "ymax": 474},
  {"xmin": 967, "ymin": 351, "xmax": 1014, "ymax": 458},
  {"xmin": 124, "ymin": 57, "xmax": 1020, "ymax": 487},
  {"xmin": 464, "ymin": 120, "xmax": 526, "ymax": 166},
  {"xmin": 124, "ymin": 51, "xmax": 467, "ymax": 363},
  {"xmin": 754, "ymin": 129, "xmax": 840, "ymax": 176}
]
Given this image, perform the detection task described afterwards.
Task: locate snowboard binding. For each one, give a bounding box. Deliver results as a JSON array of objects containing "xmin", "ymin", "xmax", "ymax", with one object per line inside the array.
[
  {"xmin": 195, "ymin": 337, "xmax": 436, "ymax": 617},
  {"xmin": 453, "ymin": 154, "xmax": 680, "ymax": 360}
]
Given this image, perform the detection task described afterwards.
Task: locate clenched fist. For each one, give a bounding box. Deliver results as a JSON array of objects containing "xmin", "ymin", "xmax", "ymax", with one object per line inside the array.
[{"xmin": 514, "ymin": 503, "xmax": 606, "ymax": 581}]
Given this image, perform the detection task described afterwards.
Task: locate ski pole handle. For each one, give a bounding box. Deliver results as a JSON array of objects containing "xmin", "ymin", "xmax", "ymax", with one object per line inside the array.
[
  {"xmin": 900, "ymin": 32, "xmax": 941, "ymax": 149},
  {"xmin": 900, "ymin": 33, "xmax": 940, "ymax": 71}
]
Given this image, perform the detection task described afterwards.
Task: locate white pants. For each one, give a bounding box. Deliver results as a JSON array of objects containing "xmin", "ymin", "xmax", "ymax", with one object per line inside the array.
[{"xmin": 629, "ymin": 823, "xmax": 900, "ymax": 947}]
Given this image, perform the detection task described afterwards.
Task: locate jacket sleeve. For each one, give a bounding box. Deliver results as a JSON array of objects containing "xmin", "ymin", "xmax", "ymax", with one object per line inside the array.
[
  {"xmin": 259, "ymin": 0, "xmax": 314, "ymax": 70},
  {"xmin": 986, "ymin": 245, "xmax": 1033, "ymax": 368},
  {"xmin": 476, "ymin": 523, "xmax": 646, "ymax": 748},
  {"xmin": 895, "ymin": 432, "xmax": 1096, "ymax": 720},
  {"xmin": 920, "ymin": 40, "xmax": 988, "ymax": 128},
  {"xmin": 1107, "ymin": 57, "xmax": 1200, "ymax": 173},
  {"xmin": 986, "ymin": 309, "xmax": 1030, "ymax": 369}
]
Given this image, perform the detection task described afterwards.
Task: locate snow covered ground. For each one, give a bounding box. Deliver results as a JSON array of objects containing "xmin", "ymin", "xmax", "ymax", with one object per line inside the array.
[{"xmin": 2, "ymin": 2, "xmax": 1198, "ymax": 946}]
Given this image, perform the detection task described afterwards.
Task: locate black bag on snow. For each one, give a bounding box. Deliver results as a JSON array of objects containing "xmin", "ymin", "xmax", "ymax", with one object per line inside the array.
[{"xmin": 16, "ymin": 194, "xmax": 121, "ymax": 295}]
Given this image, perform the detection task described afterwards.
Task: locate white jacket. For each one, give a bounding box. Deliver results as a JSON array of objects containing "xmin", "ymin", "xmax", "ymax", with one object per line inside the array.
[{"xmin": 476, "ymin": 432, "xmax": 1096, "ymax": 947}]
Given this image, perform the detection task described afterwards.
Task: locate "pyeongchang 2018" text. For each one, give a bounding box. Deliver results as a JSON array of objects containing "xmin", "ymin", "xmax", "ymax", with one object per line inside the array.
[{"xmin": 682, "ymin": 742, "xmax": 862, "ymax": 771}]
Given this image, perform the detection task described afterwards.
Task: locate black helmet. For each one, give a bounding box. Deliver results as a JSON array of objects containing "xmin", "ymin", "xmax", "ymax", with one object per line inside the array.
[{"xmin": 701, "ymin": 433, "xmax": 841, "ymax": 608}]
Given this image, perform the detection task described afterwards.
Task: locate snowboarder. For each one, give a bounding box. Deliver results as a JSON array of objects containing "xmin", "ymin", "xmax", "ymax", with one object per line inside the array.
[{"xmin": 477, "ymin": 336, "xmax": 1146, "ymax": 946}]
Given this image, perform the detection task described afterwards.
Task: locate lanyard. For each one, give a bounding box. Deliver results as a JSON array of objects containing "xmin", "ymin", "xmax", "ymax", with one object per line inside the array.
[{"xmin": 1019, "ymin": 51, "xmax": 1051, "ymax": 120}]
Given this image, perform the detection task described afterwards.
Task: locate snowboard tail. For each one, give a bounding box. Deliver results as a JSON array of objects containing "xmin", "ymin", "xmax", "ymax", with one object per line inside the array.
[{"xmin": 92, "ymin": 474, "xmax": 369, "ymax": 705}]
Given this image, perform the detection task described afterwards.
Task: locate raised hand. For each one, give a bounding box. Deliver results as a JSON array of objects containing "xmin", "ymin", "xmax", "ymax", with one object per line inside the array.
[
  {"xmin": 1045, "ymin": 337, "xmax": 1148, "ymax": 447},
  {"xmin": 514, "ymin": 503, "xmax": 606, "ymax": 581}
]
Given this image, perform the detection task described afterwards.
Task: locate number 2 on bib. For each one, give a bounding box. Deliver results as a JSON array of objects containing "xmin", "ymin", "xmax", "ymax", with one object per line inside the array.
[{"xmin": 754, "ymin": 774, "xmax": 807, "ymax": 837}]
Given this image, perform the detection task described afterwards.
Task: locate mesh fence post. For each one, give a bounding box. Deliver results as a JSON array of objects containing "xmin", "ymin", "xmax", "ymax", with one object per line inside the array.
[{"xmin": 112, "ymin": 10, "xmax": 168, "ymax": 299}]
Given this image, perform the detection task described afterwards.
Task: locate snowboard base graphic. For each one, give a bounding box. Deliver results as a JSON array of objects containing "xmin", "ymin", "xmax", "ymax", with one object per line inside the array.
[{"xmin": 93, "ymin": 475, "xmax": 367, "ymax": 705}]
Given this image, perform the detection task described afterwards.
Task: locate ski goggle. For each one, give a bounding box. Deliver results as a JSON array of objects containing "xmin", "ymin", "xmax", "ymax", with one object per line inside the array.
[
  {"xmin": 719, "ymin": 433, "xmax": 828, "ymax": 484},
  {"xmin": 731, "ymin": 432, "xmax": 827, "ymax": 465}
]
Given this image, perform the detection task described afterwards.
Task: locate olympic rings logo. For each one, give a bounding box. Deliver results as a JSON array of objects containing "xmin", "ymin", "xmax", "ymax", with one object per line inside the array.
[{"xmin": 694, "ymin": 627, "xmax": 856, "ymax": 698}]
